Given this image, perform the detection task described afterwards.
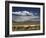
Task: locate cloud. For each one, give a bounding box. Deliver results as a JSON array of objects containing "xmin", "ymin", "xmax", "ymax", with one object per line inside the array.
[
  {"xmin": 12, "ymin": 11, "xmax": 21, "ymax": 14},
  {"xmin": 12, "ymin": 11, "xmax": 40, "ymax": 22},
  {"xmin": 12, "ymin": 11, "xmax": 33, "ymax": 16}
]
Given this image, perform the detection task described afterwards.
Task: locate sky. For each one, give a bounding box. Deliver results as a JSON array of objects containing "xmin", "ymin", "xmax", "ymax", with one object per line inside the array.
[
  {"xmin": 12, "ymin": 7, "xmax": 40, "ymax": 16},
  {"xmin": 12, "ymin": 7, "xmax": 40, "ymax": 22}
]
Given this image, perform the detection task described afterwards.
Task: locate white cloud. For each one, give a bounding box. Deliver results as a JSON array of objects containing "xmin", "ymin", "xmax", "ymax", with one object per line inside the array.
[
  {"xmin": 12, "ymin": 11, "xmax": 40, "ymax": 22},
  {"xmin": 12, "ymin": 11, "xmax": 21, "ymax": 14},
  {"xmin": 12, "ymin": 11, "xmax": 33, "ymax": 16},
  {"xmin": 22, "ymin": 11, "xmax": 29, "ymax": 14}
]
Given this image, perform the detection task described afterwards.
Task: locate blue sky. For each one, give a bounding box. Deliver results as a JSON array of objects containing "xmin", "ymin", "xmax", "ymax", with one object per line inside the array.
[{"xmin": 12, "ymin": 7, "xmax": 40, "ymax": 16}]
